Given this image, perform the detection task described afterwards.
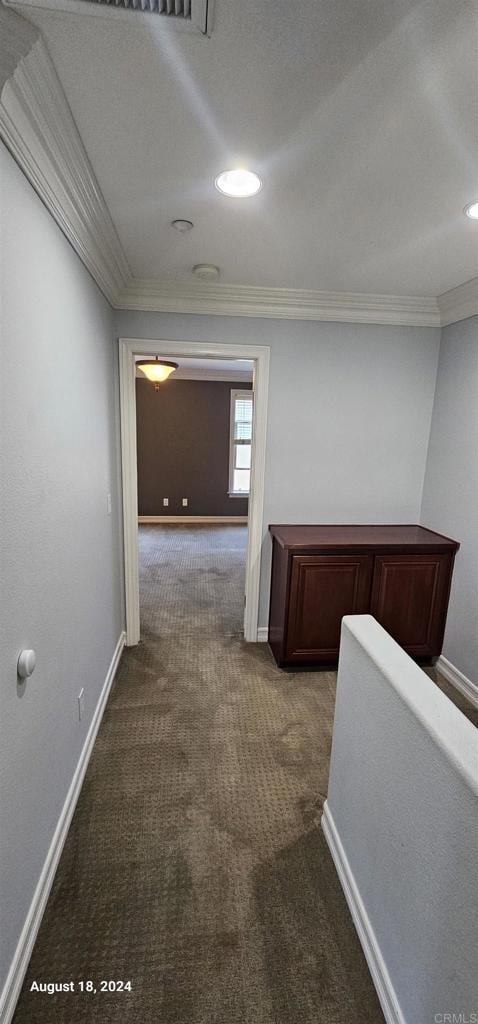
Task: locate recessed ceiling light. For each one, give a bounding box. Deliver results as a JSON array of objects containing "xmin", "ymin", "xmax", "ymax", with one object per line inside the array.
[
  {"xmin": 464, "ymin": 201, "xmax": 478, "ymax": 220},
  {"xmin": 215, "ymin": 169, "xmax": 262, "ymax": 198},
  {"xmin": 171, "ymin": 219, "xmax": 194, "ymax": 232}
]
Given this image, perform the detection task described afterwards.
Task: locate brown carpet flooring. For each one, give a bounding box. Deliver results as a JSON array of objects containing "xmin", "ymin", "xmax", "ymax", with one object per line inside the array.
[
  {"xmin": 13, "ymin": 525, "xmax": 474, "ymax": 1024},
  {"xmin": 139, "ymin": 525, "xmax": 247, "ymax": 639}
]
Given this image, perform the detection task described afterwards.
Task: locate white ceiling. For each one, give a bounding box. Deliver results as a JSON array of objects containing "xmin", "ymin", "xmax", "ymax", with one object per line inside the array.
[
  {"xmin": 136, "ymin": 355, "xmax": 252, "ymax": 371},
  {"xmin": 22, "ymin": 0, "xmax": 478, "ymax": 297},
  {"xmin": 135, "ymin": 355, "xmax": 253, "ymax": 379}
]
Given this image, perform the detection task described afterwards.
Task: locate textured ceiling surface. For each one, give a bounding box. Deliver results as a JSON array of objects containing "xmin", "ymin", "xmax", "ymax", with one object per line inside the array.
[
  {"xmin": 135, "ymin": 356, "xmax": 253, "ymax": 372},
  {"xmin": 22, "ymin": 0, "xmax": 478, "ymax": 296}
]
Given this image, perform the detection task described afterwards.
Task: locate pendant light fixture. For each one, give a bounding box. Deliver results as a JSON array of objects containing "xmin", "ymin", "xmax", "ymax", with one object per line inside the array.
[{"xmin": 137, "ymin": 357, "xmax": 178, "ymax": 391}]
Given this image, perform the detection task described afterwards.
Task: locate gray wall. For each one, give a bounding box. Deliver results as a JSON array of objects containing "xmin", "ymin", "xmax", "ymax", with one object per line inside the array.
[
  {"xmin": 136, "ymin": 377, "xmax": 250, "ymax": 516},
  {"xmin": 421, "ymin": 317, "xmax": 478, "ymax": 681},
  {"xmin": 0, "ymin": 143, "xmax": 124, "ymax": 997},
  {"xmin": 117, "ymin": 310, "xmax": 441, "ymax": 625},
  {"xmin": 327, "ymin": 615, "xmax": 478, "ymax": 1024}
]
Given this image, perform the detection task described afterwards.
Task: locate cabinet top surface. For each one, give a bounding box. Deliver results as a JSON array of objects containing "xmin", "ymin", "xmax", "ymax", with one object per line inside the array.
[{"xmin": 269, "ymin": 524, "xmax": 459, "ymax": 551}]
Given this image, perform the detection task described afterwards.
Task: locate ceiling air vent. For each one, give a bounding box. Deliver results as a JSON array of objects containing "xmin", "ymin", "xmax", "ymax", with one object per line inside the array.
[{"xmin": 2, "ymin": 0, "xmax": 213, "ymax": 33}]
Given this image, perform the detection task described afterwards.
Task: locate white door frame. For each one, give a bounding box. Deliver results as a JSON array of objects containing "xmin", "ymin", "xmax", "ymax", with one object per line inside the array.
[{"xmin": 118, "ymin": 337, "xmax": 270, "ymax": 645}]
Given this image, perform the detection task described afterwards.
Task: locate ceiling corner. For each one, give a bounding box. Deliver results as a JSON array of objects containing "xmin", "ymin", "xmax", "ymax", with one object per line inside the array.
[
  {"xmin": 0, "ymin": 12, "xmax": 130, "ymax": 304},
  {"xmin": 437, "ymin": 277, "xmax": 478, "ymax": 328}
]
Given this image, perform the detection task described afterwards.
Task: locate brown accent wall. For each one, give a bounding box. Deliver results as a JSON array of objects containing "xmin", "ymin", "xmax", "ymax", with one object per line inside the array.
[{"xmin": 136, "ymin": 378, "xmax": 252, "ymax": 516}]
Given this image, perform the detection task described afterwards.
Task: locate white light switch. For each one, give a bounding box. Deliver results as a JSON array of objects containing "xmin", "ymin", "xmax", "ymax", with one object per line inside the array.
[
  {"xmin": 182, "ymin": 498, "xmax": 188, "ymax": 507},
  {"xmin": 106, "ymin": 493, "xmax": 112, "ymax": 516},
  {"xmin": 163, "ymin": 498, "xmax": 169, "ymax": 507},
  {"xmin": 78, "ymin": 688, "xmax": 85, "ymax": 721}
]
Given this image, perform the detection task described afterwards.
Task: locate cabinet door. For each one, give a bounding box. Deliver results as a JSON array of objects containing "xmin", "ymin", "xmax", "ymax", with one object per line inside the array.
[
  {"xmin": 286, "ymin": 554, "xmax": 373, "ymax": 663},
  {"xmin": 370, "ymin": 553, "xmax": 453, "ymax": 657}
]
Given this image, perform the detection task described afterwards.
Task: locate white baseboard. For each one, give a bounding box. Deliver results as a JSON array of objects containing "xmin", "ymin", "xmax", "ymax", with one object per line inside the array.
[
  {"xmin": 256, "ymin": 626, "xmax": 268, "ymax": 642},
  {"xmin": 321, "ymin": 801, "xmax": 405, "ymax": 1024},
  {"xmin": 436, "ymin": 655, "xmax": 478, "ymax": 709},
  {"xmin": 138, "ymin": 515, "xmax": 248, "ymax": 524},
  {"xmin": 0, "ymin": 631, "xmax": 126, "ymax": 1024}
]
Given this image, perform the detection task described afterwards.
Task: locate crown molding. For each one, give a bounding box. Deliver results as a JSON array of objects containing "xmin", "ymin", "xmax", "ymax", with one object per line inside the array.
[
  {"xmin": 437, "ymin": 276, "xmax": 478, "ymax": 327},
  {"xmin": 116, "ymin": 278, "xmax": 441, "ymax": 327},
  {"xmin": 0, "ymin": 7, "xmax": 130, "ymax": 304}
]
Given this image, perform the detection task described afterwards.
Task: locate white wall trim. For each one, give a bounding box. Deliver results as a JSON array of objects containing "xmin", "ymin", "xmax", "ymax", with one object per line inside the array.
[
  {"xmin": 321, "ymin": 801, "xmax": 405, "ymax": 1024},
  {"xmin": 436, "ymin": 655, "xmax": 478, "ymax": 710},
  {"xmin": 138, "ymin": 515, "xmax": 248, "ymax": 524},
  {"xmin": 0, "ymin": 630, "xmax": 125, "ymax": 1024},
  {"xmin": 120, "ymin": 338, "xmax": 269, "ymax": 645},
  {"xmin": 0, "ymin": 9, "xmax": 130, "ymax": 304},
  {"xmin": 256, "ymin": 626, "xmax": 268, "ymax": 642},
  {"xmin": 117, "ymin": 279, "xmax": 441, "ymax": 327},
  {"xmin": 120, "ymin": 341, "xmax": 141, "ymax": 646},
  {"xmin": 437, "ymin": 276, "xmax": 478, "ymax": 327}
]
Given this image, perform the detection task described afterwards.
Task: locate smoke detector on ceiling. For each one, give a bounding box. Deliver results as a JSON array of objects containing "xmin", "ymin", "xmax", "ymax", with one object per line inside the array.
[
  {"xmin": 171, "ymin": 219, "xmax": 194, "ymax": 232},
  {"xmin": 2, "ymin": 0, "xmax": 214, "ymax": 34},
  {"xmin": 193, "ymin": 263, "xmax": 220, "ymax": 281}
]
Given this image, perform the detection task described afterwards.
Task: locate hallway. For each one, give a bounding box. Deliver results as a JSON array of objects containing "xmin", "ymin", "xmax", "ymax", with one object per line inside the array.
[{"xmin": 12, "ymin": 526, "xmax": 384, "ymax": 1024}]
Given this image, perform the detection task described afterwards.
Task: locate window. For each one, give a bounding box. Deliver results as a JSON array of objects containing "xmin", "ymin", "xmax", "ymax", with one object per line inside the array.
[{"xmin": 229, "ymin": 389, "xmax": 253, "ymax": 496}]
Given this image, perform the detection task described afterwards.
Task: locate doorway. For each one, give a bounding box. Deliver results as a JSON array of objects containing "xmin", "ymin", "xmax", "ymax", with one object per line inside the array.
[
  {"xmin": 136, "ymin": 361, "xmax": 251, "ymax": 638},
  {"xmin": 119, "ymin": 338, "xmax": 270, "ymax": 645}
]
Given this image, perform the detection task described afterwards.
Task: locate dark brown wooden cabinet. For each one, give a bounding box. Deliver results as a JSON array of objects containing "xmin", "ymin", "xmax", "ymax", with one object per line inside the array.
[{"xmin": 268, "ymin": 525, "xmax": 459, "ymax": 668}]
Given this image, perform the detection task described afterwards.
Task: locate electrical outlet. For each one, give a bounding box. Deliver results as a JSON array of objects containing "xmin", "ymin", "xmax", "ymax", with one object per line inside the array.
[
  {"xmin": 182, "ymin": 498, "xmax": 188, "ymax": 507},
  {"xmin": 163, "ymin": 498, "xmax": 169, "ymax": 507},
  {"xmin": 106, "ymin": 493, "xmax": 112, "ymax": 516},
  {"xmin": 78, "ymin": 688, "xmax": 85, "ymax": 721}
]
